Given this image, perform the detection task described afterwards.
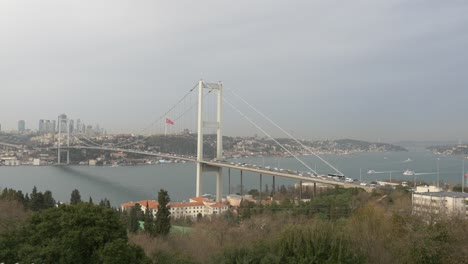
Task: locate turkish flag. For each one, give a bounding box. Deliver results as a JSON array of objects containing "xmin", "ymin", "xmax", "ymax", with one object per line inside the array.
[
  {"xmin": 464, "ymin": 172, "xmax": 468, "ymax": 178},
  {"xmin": 166, "ymin": 118, "xmax": 174, "ymax": 125}
]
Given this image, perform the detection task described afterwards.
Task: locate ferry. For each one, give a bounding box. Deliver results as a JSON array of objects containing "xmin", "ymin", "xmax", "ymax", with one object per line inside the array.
[{"xmin": 403, "ymin": 170, "xmax": 415, "ymax": 176}]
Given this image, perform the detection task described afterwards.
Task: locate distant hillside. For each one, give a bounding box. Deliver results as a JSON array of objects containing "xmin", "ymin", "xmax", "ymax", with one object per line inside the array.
[
  {"xmin": 142, "ymin": 135, "xmax": 407, "ymax": 156},
  {"xmin": 427, "ymin": 145, "xmax": 468, "ymax": 156}
]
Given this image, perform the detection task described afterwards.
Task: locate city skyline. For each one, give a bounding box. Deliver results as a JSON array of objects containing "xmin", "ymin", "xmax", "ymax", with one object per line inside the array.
[{"xmin": 1, "ymin": 1, "xmax": 468, "ymax": 141}]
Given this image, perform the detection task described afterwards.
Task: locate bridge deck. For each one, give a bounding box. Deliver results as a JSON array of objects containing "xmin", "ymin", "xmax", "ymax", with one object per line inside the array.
[{"xmin": 57, "ymin": 146, "xmax": 375, "ymax": 192}]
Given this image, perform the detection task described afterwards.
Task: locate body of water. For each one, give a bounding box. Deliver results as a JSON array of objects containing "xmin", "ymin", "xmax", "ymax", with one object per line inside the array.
[{"xmin": 1, "ymin": 149, "xmax": 466, "ymax": 206}]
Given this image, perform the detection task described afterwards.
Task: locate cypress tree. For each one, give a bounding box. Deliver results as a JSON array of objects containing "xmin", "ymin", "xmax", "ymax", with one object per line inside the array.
[
  {"xmin": 129, "ymin": 203, "xmax": 141, "ymax": 233},
  {"xmin": 43, "ymin": 191, "xmax": 56, "ymax": 209},
  {"xmin": 143, "ymin": 201, "xmax": 155, "ymax": 236},
  {"xmin": 154, "ymin": 189, "xmax": 171, "ymax": 237},
  {"xmin": 70, "ymin": 189, "xmax": 81, "ymax": 205}
]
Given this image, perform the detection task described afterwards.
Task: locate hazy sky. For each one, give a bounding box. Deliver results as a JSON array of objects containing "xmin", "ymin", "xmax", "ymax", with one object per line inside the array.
[{"xmin": 1, "ymin": 0, "xmax": 467, "ymax": 142}]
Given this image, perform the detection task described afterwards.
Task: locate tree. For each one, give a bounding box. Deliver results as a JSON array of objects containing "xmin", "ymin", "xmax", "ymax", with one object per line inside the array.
[
  {"xmin": 70, "ymin": 189, "xmax": 81, "ymax": 205},
  {"xmin": 0, "ymin": 203, "xmax": 151, "ymax": 263},
  {"xmin": 129, "ymin": 203, "xmax": 141, "ymax": 233},
  {"xmin": 143, "ymin": 201, "xmax": 156, "ymax": 236},
  {"xmin": 43, "ymin": 191, "xmax": 55, "ymax": 209},
  {"xmin": 154, "ymin": 189, "xmax": 171, "ymax": 237},
  {"xmin": 29, "ymin": 186, "xmax": 42, "ymax": 211},
  {"xmin": 99, "ymin": 198, "xmax": 111, "ymax": 208}
]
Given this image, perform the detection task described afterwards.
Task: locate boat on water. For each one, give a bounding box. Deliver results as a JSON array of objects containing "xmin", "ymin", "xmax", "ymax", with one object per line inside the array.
[
  {"xmin": 403, "ymin": 169, "xmax": 415, "ymax": 176},
  {"xmin": 111, "ymin": 163, "xmax": 119, "ymax": 167},
  {"xmin": 367, "ymin": 170, "xmax": 376, "ymax": 174},
  {"xmin": 403, "ymin": 158, "xmax": 412, "ymax": 163}
]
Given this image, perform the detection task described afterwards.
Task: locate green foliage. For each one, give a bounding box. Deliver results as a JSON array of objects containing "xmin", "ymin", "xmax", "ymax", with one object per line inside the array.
[
  {"xmin": 99, "ymin": 198, "xmax": 111, "ymax": 208},
  {"xmin": 96, "ymin": 238, "xmax": 151, "ymax": 264},
  {"xmin": 143, "ymin": 201, "xmax": 156, "ymax": 236},
  {"xmin": 0, "ymin": 188, "xmax": 25, "ymax": 204},
  {"xmin": 43, "ymin": 190, "xmax": 56, "ymax": 209},
  {"xmin": 129, "ymin": 203, "xmax": 142, "ymax": 233},
  {"xmin": 155, "ymin": 189, "xmax": 171, "ymax": 236},
  {"xmin": 0, "ymin": 203, "xmax": 149, "ymax": 263},
  {"xmin": 153, "ymin": 249, "xmax": 199, "ymax": 264},
  {"xmin": 1, "ymin": 186, "xmax": 56, "ymax": 211},
  {"xmin": 214, "ymin": 223, "xmax": 364, "ymax": 264},
  {"xmin": 70, "ymin": 189, "xmax": 81, "ymax": 204}
]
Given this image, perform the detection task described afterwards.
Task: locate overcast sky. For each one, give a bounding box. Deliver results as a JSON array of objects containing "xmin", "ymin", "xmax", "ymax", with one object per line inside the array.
[{"xmin": 1, "ymin": 0, "xmax": 467, "ymax": 142}]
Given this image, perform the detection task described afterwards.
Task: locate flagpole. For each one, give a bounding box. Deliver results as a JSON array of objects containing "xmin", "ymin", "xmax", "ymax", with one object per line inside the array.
[{"xmin": 165, "ymin": 118, "xmax": 167, "ymax": 136}]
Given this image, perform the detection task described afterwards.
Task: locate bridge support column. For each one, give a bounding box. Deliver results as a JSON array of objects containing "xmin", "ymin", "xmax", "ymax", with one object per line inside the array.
[
  {"xmin": 216, "ymin": 168, "xmax": 222, "ymax": 202},
  {"xmin": 299, "ymin": 181, "xmax": 302, "ymax": 200},
  {"xmin": 196, "ymin": 80, "xmax": 204, "ymax": 197},
  {"xmin": 67, "ymin": 119, "xmax": 70, "ymax": 165},
  {"xmin": 195, "ymin": 80, "xmax": 223, "ymax": 202},
  {"xmin": 259, "ymin": 174, "xmax": 262, "ymax": 202},
  {"xmin": 272, "ymin": 176, "xmax": 276, "ymax": 196},
  {"xmin": 196, "ymin": 164, "xmax": 203, "ymax": 197},
  {"xmin": 240, "ymin": 170, "xmax": 243, "ymax": 195}
]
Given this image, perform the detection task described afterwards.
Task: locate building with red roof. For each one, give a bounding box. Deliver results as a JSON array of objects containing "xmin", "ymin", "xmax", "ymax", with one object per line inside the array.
[{"xmin": 120, "ymin": 197, "xmax": 228, "ymax": 219}]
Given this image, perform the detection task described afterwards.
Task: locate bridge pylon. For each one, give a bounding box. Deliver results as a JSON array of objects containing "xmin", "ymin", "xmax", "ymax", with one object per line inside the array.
[
  {"xmin": 196, "ymin": 80, "xmax": 223, "ymax": 202},
  {"xmin": 57, "ymin": 114, "xmax": 71, "ymax": 165}
]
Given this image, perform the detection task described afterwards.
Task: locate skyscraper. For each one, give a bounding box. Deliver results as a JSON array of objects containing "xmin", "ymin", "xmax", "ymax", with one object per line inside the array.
[
  {"xmin": 58, "ymin": 114, "xmax": 67, "ymax": 133},
  {"xmin": 76, "ymin": 119, "xmax": 81, "ymax": 133},
  {"xmin": 38, "ymin": 119, "xmax": 45, "ymax": 133},
  {"xmin": 18, "ymin": 120, "xmax": 25, "ymax": 133},
  {"xmin": 69, "ymin": 119, "xmax": 74, "ymax": 133},
  {"xmin": 51, "ymin": 120, "xmax": 56, "ymax": 133}
]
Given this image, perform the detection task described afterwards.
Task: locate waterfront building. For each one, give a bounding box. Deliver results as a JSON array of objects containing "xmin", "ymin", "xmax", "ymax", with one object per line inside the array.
[
  {"xmin": 120, "ymin": 196, "xmax": 228, "ymax": 219},
  {"xmin": 412, "ymin": 185, "xmax": 468, "ymax": 219}
]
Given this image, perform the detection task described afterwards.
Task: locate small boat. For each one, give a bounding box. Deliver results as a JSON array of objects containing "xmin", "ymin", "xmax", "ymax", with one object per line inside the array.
[
  {"xmin": 403, "ymin": 158, "xmax": 412, "ymax": 163},
  {"xmin": 403, "ymin": 170, "xmax": 415, "ymax": 176},
  {"xmin": 367, "ymin": 170, "xmax": 376, "ymax": 174}
]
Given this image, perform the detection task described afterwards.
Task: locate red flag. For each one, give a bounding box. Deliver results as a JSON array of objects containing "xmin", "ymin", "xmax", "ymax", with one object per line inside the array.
[
  {"xmin": 165, "ymin": 118, "xmax": 174, "ymax": 125},
  {"xmin": 464, "ymin": 172, "xmax": 468, "ymax": 178}
]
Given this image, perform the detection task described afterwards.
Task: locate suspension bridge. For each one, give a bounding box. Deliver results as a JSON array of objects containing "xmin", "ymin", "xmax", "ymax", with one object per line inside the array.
[{"xmin": 39, "ymin": 80, "xmax": 375, "ymax": 201}]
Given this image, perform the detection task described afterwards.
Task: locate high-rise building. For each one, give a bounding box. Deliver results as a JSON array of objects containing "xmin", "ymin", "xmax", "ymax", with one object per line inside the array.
[
  {"xmin": 76, "ymin": 119, "xmax": 81, "ymax": 133},
  {"xmin": 69, "ymin": 119, "xmax": 74, "ymax": 133},
  {"xmin": 51, "ymin": 120, "xmax": 56, "ymax": 133},
  {"xmin": 58, "ymin": 114, "xmax": 67, "ymax": 133},
  {"xmin": 38, "ymin": 119, "xmax": 45, "ymax": 133},
  {"xmin": 18, "ymin": 120, "xmax": 25, "ymax": 133},
  {"xmin": 45, "ymin": 120, "xmax": 51, "ymax": 133}
]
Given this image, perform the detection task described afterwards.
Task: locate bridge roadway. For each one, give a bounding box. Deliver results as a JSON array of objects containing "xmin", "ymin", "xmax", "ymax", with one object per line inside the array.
[
  {"xmin": 0, "ymin": 142, "xmax": 22, "ymax": 149},
  {"xmin": 201, "ymin": 161, "xmax": 375, "ymax": 192},
  {"xmin": 59, "ymin": 146, "xmax": 375, "ymax": 192}
]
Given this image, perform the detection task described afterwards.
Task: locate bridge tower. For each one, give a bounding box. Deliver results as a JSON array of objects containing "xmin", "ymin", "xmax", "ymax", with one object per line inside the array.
[
  {"xmin": 57, "ymin": 114, "xmax": 70, "ymax": 165},
  {"xmin": 196, "ymin": 80, "xmax": 223, "ymax": 202}
]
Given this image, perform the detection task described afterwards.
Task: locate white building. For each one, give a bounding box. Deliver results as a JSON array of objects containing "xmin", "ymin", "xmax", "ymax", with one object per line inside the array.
[
  {"xmin": 121, "ymin": 196, "xmax": 228, "ymax": 219},
  {"xmin": 4, "ymin": 158, "xmax": 21, "ymax": 166},
  {"xmin": 412, "ymin": 186, "xmax": 468, "ymax": 219}
]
